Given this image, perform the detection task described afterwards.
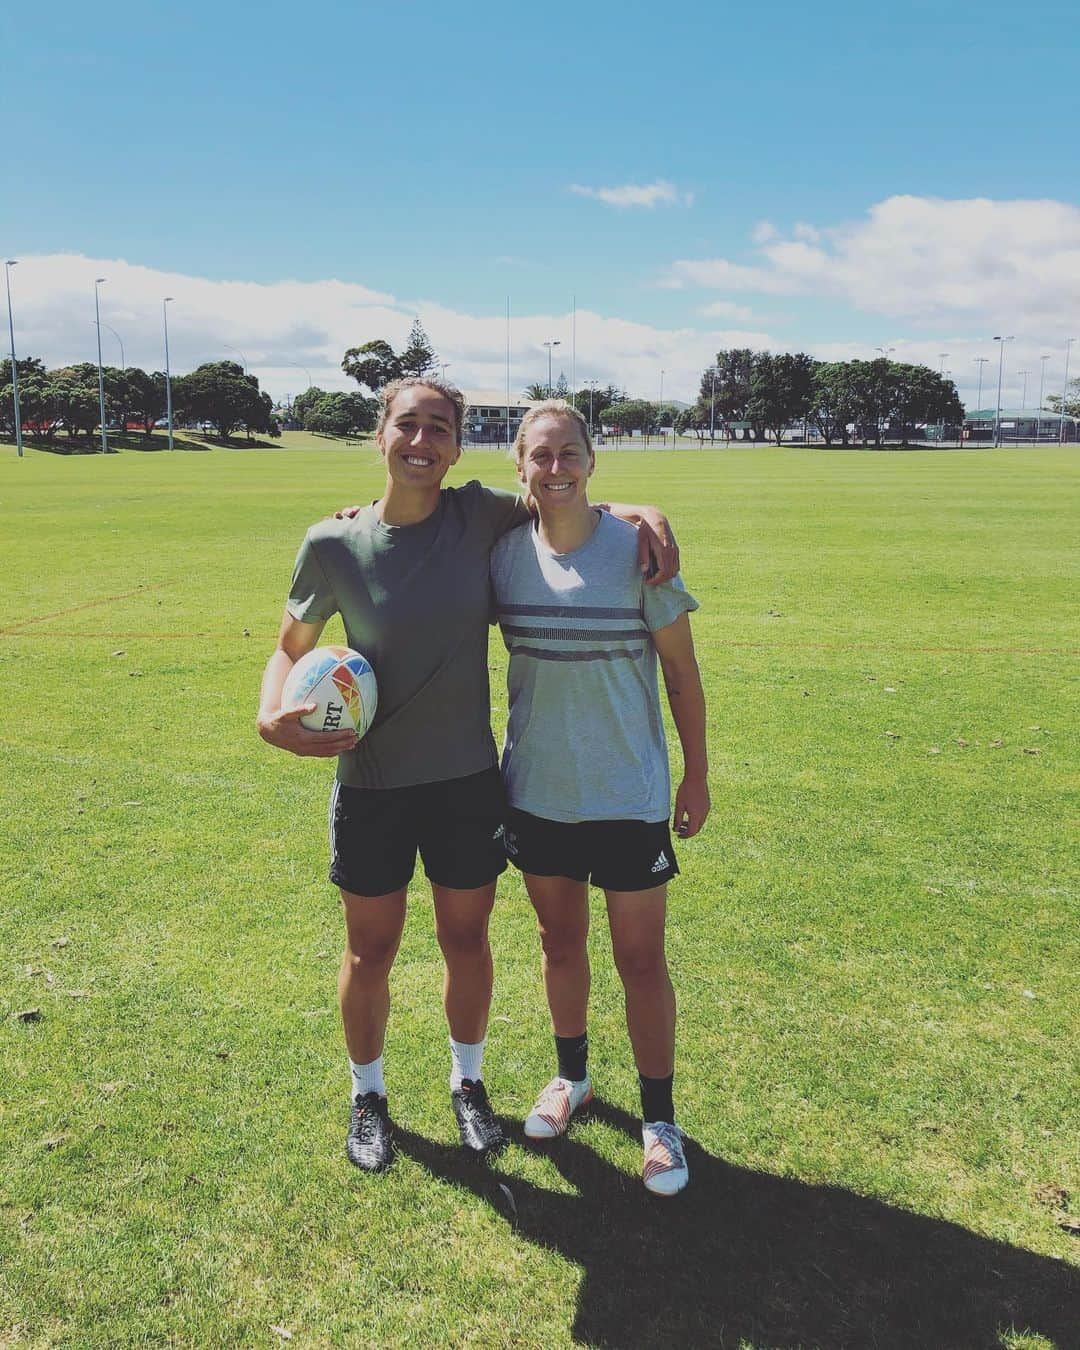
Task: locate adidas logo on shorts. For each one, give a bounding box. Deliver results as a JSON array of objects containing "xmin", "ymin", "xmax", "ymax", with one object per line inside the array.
[{"xmin": 650, "ymin": 850, "xmax": 670, "ymax": 874}]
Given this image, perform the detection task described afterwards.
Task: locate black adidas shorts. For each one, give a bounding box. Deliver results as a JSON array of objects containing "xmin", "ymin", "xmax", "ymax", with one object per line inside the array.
[
  {"xmin": 329, "ymin": 767, "xmax": 508, "ymax": 897},
  {"xmin": 504, "ymin": 807, "xmax": 679, "ymax": 892}
]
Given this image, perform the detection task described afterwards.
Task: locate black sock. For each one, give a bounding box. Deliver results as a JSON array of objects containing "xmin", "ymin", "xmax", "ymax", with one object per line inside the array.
[
  {"xmin": 639, "ymin": 1072, "xmax": 675, "ymax": 1124},
  {"xmin": 555, "ymin": 1032, "xmax": 589, "ymax": 1082}
]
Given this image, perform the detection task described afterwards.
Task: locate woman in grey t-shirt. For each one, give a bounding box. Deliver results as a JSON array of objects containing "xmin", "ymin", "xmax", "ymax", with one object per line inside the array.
[{"xmin": 492, "ymin": 401, "xmax": 710, "ymax": 1196}]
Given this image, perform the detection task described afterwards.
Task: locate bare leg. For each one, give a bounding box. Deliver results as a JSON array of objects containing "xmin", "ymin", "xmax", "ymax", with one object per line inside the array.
[
  {"xmin": 604, "ymin": 885, "xmax": 675, "ymax": 1079},
  {"xmin": 432, "ymin": 882, "xmax": 497, "ymax": 1043},
  {"xmin": 523, "ymin": 874, "xmax": 591, "ymax": 1037},
  {"xmin": 338, "ymin": 888, "xmax": 408, "ymax": 1064}
]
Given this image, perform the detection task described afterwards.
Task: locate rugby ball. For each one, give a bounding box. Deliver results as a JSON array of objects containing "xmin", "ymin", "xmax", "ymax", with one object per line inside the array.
[{"xmin": 281, "ymin": 645, "xmax": 378, "ymax": 738}]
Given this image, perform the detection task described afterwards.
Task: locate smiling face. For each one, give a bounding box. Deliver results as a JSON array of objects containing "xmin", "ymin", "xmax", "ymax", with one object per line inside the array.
[
  {"xmin": 377, "ymin": 384, "xmax": 461, "ymax": 488},
  {"xmin": 517, "ymin": 413, "xmax": 595, "ymax": 511}
]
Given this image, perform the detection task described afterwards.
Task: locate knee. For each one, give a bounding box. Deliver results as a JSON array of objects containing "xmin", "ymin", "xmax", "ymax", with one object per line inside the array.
[
  {"xmin": 343, "ymin": 940, "xmax": 397, "ymax": 980},
  {"xmin": 436, "ymin": 919, "xmax": 489, "ymax": 964},
  {"xmin": 613, "ymin": 943, "xmax": 667, "ymax": 987},
  {"xmin": 539, "ymin": 925, "xmax": 587, "ymax": 969}
]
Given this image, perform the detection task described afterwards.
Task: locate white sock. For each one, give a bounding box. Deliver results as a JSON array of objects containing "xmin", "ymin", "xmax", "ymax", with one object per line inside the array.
[
  {"xmin": 350, "ymin": 1055, "xmax": 385, "ymax": 1101},
  {"xmin": 449, "ymin": 1037, "xmax": 485, "ymax": 1091}
]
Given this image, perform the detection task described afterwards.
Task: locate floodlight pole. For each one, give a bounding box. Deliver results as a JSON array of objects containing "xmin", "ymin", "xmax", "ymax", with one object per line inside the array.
[
  {"xmin": 875, "ymin": 348, "xmax": 895, "ymax": 445},
  {"xmin": 974, "ymin": 357, "xmax": 988, "ymax": 440},
  {"xmin": 543, "ymin": 340, "xmax": 560, "ymax": 397},
  {"xmin": 709, "ymin": 367, "xmax": 718, "ymax": 445},
  {"xmin": 659, "ymin": 369, "xmax": 665, "ymax": 447},
  {"xmin": 1036, "ymin": 355, "xmax": 1049, "ymax": 444},
  {"xmin": 993, "ymin": 335, "xmax": 1013, "ymax": 448},
  {"xmin": 163, "ymin": 297, "xmax": 175, "ymax": 451},
  {"xmin": 224, "ymin": 345, "xmax": 248, "ymax": 373},
  {"xmin": 4, "ymin": 260, "xmax": 23, "ymax": 458},
  {"xmin": 584, "ymin": 378, "xmax": 599, "ymax": 435},
  {"xmin": 94, "ymin": 279, "xmax": 108, "ymax": 454},
  {"xmin": 938, "ymin": 352, "xmax": 949, "ymax": 443},
  {"xmin": 1061, "ymin": 338, "xmax": 1075, "ymax": 444},
  {"xmin": 94, "ymin": 321, "xmax": 125, "ymax": 372},
  {"xmin": 1018, "ymin": 370, "xmax": 1031, "ymax": 444}
]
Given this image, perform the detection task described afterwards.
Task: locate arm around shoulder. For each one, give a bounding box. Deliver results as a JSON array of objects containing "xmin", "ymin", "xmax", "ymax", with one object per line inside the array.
[{"xmin": 601, "ymin": 501, "xmax": 679, "ymax": 584}]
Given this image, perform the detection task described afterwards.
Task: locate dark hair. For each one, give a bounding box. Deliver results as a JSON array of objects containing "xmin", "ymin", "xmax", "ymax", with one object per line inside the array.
[{"xmin": 376, "ymin": 377, "xmax": 467, "ymax": 445}]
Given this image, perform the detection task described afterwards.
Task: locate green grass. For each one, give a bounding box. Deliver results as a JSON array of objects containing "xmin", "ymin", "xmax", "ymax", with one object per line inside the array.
[{"xmin": 1, "ymin": 440, "xmax": 1077, "ymax": 1347}]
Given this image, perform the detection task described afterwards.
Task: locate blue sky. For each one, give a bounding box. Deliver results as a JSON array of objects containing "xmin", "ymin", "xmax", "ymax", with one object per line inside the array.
[{"xmin": 5, "ymin": 0, "xmax": 1079, "ymax": 403}]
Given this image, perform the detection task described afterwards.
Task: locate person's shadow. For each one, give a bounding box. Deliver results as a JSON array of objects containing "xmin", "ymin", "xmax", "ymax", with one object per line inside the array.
[{"xmin": 395, "ymin": 1100, "xmax": 1078, "ymax": 1348}]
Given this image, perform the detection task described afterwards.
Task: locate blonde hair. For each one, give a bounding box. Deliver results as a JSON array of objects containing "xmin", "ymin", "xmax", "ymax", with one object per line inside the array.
[
  {"xmin": 376, "ymin": 376, "xmax": 467, "ymax": 445},
  {"xmin": 512, "ymin": 399, "xmax": 595, "ymax": 466}
]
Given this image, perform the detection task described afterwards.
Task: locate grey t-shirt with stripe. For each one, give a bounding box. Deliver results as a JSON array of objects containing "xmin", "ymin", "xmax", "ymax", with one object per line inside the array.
[
  {"xmin": 490, "ymin": 512, "xmax": 698, "ymax": 823},
  {"xmin": 287, "ymin": 480, "xmax": 529, "ymax": 789}
]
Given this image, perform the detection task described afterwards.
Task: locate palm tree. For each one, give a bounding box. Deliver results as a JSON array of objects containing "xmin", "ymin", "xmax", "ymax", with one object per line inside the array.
[{"xmin": 523, "ymin": 382, "xmax": 548, "ymax": 401}]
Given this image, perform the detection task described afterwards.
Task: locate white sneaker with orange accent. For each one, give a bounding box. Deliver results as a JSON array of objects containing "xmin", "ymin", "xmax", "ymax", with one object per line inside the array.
[
  {"xmin": 523, "ymin": 1076, "xmax": 594, "ymax": 1139},
  {"xmin": 642, "ymin": 1120, "xmax": 689, "ymax": 1195}
]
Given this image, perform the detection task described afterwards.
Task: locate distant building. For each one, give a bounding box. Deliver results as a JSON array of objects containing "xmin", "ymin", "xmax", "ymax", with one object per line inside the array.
[
  {"xmin": 461, "ymin": 390, "xmax": 538, "ymax": 446},
  {"xmin": 963, "ymin": 408, "xmax": 1078, "ymax": 444}
]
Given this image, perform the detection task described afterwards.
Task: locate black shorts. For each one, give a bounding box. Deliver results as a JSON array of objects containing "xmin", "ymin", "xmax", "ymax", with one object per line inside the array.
[
  {"xmin": 504, "ymin": 807, "xmax": 679, "ymax": 892},
  {"xmin": 329, "ymin": 767, "xmax": 508, "ymax": 897}
]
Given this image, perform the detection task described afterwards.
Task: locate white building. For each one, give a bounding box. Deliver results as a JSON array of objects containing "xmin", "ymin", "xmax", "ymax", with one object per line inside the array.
[{"xmin": 461, "ymin": 390, "xmax": 538, "ymax": 446}]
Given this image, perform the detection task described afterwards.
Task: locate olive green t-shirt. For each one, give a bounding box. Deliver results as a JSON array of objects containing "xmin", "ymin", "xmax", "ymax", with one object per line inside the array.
[{"xmin": 287, "ymin": 480, "xmax": 529, "ymax": 789}]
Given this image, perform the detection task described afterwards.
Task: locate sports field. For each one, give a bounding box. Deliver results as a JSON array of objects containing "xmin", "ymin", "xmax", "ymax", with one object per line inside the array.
[{"xmin": 1, "ymin": 438, "xmax": 1077, "ymax": 1347}]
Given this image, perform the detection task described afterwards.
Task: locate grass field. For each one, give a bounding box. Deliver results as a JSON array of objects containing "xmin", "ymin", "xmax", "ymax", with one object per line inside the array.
[{"xmin": 1, "ymin": 437, "xmax": 1077, "ymax": 1348}]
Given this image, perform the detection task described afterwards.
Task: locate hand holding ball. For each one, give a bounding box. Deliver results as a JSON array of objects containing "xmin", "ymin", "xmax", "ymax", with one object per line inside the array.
[{"xmin": 281, "ymin": 646, "xmax": 378, "ymax": 739}]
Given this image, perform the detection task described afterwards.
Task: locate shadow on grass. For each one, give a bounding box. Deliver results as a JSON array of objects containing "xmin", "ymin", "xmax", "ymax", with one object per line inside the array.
[
  {"xmin": 394, "ymin": 1100, "xmax": 1078, "ymax": 1349},
  {"xmin": 117, "ymin": 431, "xmax": 282, "ymax": 451},
  {"xmin": 19, "ymin": 432, "xmax": 290, "ymax": 454}
]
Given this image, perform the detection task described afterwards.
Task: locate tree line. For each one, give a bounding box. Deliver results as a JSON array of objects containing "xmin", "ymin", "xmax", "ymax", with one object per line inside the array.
[
  {"xmin": 674, "ymin": 350, "xmax": 966, "ymax": 447},
  {"xmin": 0, "ymin": 357, "xmax": 279, "ymax": 446},
  {"xmin": 335, "ymin": 327, "xmax": 970, "ymax": 449},
  {"xmin": 12, "ymin": 317, "xmax": 1076, "ymax": 451}
]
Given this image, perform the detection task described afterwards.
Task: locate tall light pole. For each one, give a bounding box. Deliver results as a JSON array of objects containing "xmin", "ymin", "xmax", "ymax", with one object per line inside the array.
[
  {"xmin": 709, "ymin": 366, "xmax": 718, "ymax": 445},
  {"xmin": 938, "ymin": 353, "xmax": 949, "ymax": 443},
  {"xmin": 440, "ymin": 361, "xmax": 451, "ymax": 383},
  {"xmin": 224, "ymin": 345, "xmax": 248, "ymax": 372},
  {"xmin": 1036, "ymin": 354, "xmax": 1050, "ymax": 443},
  {"xmin": 94, "ymin": 278, "xmax": 108, "ymax": 454},
  {"xmin": 1018, "ymin": 369, "xmax": 1031, "ymax": 443},
  {"xmin": 584, "ymin": 378, "xmax": 599, "ymax": 434},
  {"xmin": 874, "ymin": 348, "xmax": 895, "ymax": 443},
  {"xmin": 163, "ymin": 297, "xmax": 175, "ymax": 452},
  {"xmin": 286, "ymin": 361, "xmax": 313, "ymax": 391},
  {"xmin": 659, "ymin": 369, "xmax": 665, "ymax": 447},
  {"xmin": 543, "ymin": 339, "xmax": 561, "ymax": 396},
  {"xmin": 93, "ymin": 321, "xmax": 125, "ymax": 371},
  {"xmin": 4, "ymin": 260, "xmax": 23, "ymax": 458},
  {"xmin": 993, "ymin": 335, "xmax": 1013, "ymax": 447},
  {"xmin": 1061, "ymin": 337, "xmax": 1076, "ymax": 444},
  {"xmin": 972, "ymin": 356, "xmax": 988, "ymax": 440}
]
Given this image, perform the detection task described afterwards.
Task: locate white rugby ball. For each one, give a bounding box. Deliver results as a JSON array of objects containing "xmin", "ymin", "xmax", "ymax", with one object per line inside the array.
[{"xmin": 281, "ymin": 645, "xmax": 378, "ymax": 738}]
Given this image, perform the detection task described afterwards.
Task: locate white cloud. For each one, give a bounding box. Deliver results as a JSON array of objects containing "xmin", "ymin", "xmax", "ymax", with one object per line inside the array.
[
  {"xmin": 6, "ymin": 252, "xmax": 777, "ymax": 404},
  {"xmin": 13, "ymin": 229, "xmax": 1064, "ymax": 414},
  {"xmin": 699, "ymin": 300, "xmax": 753, "ymax": 320},
  {"xmin": 669, "ymin": 195, "xmax": 1080, "ymax": 332},
  {"xmin": 569, "ymin": 179, "xmax": 692, "ymax": 209}
]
